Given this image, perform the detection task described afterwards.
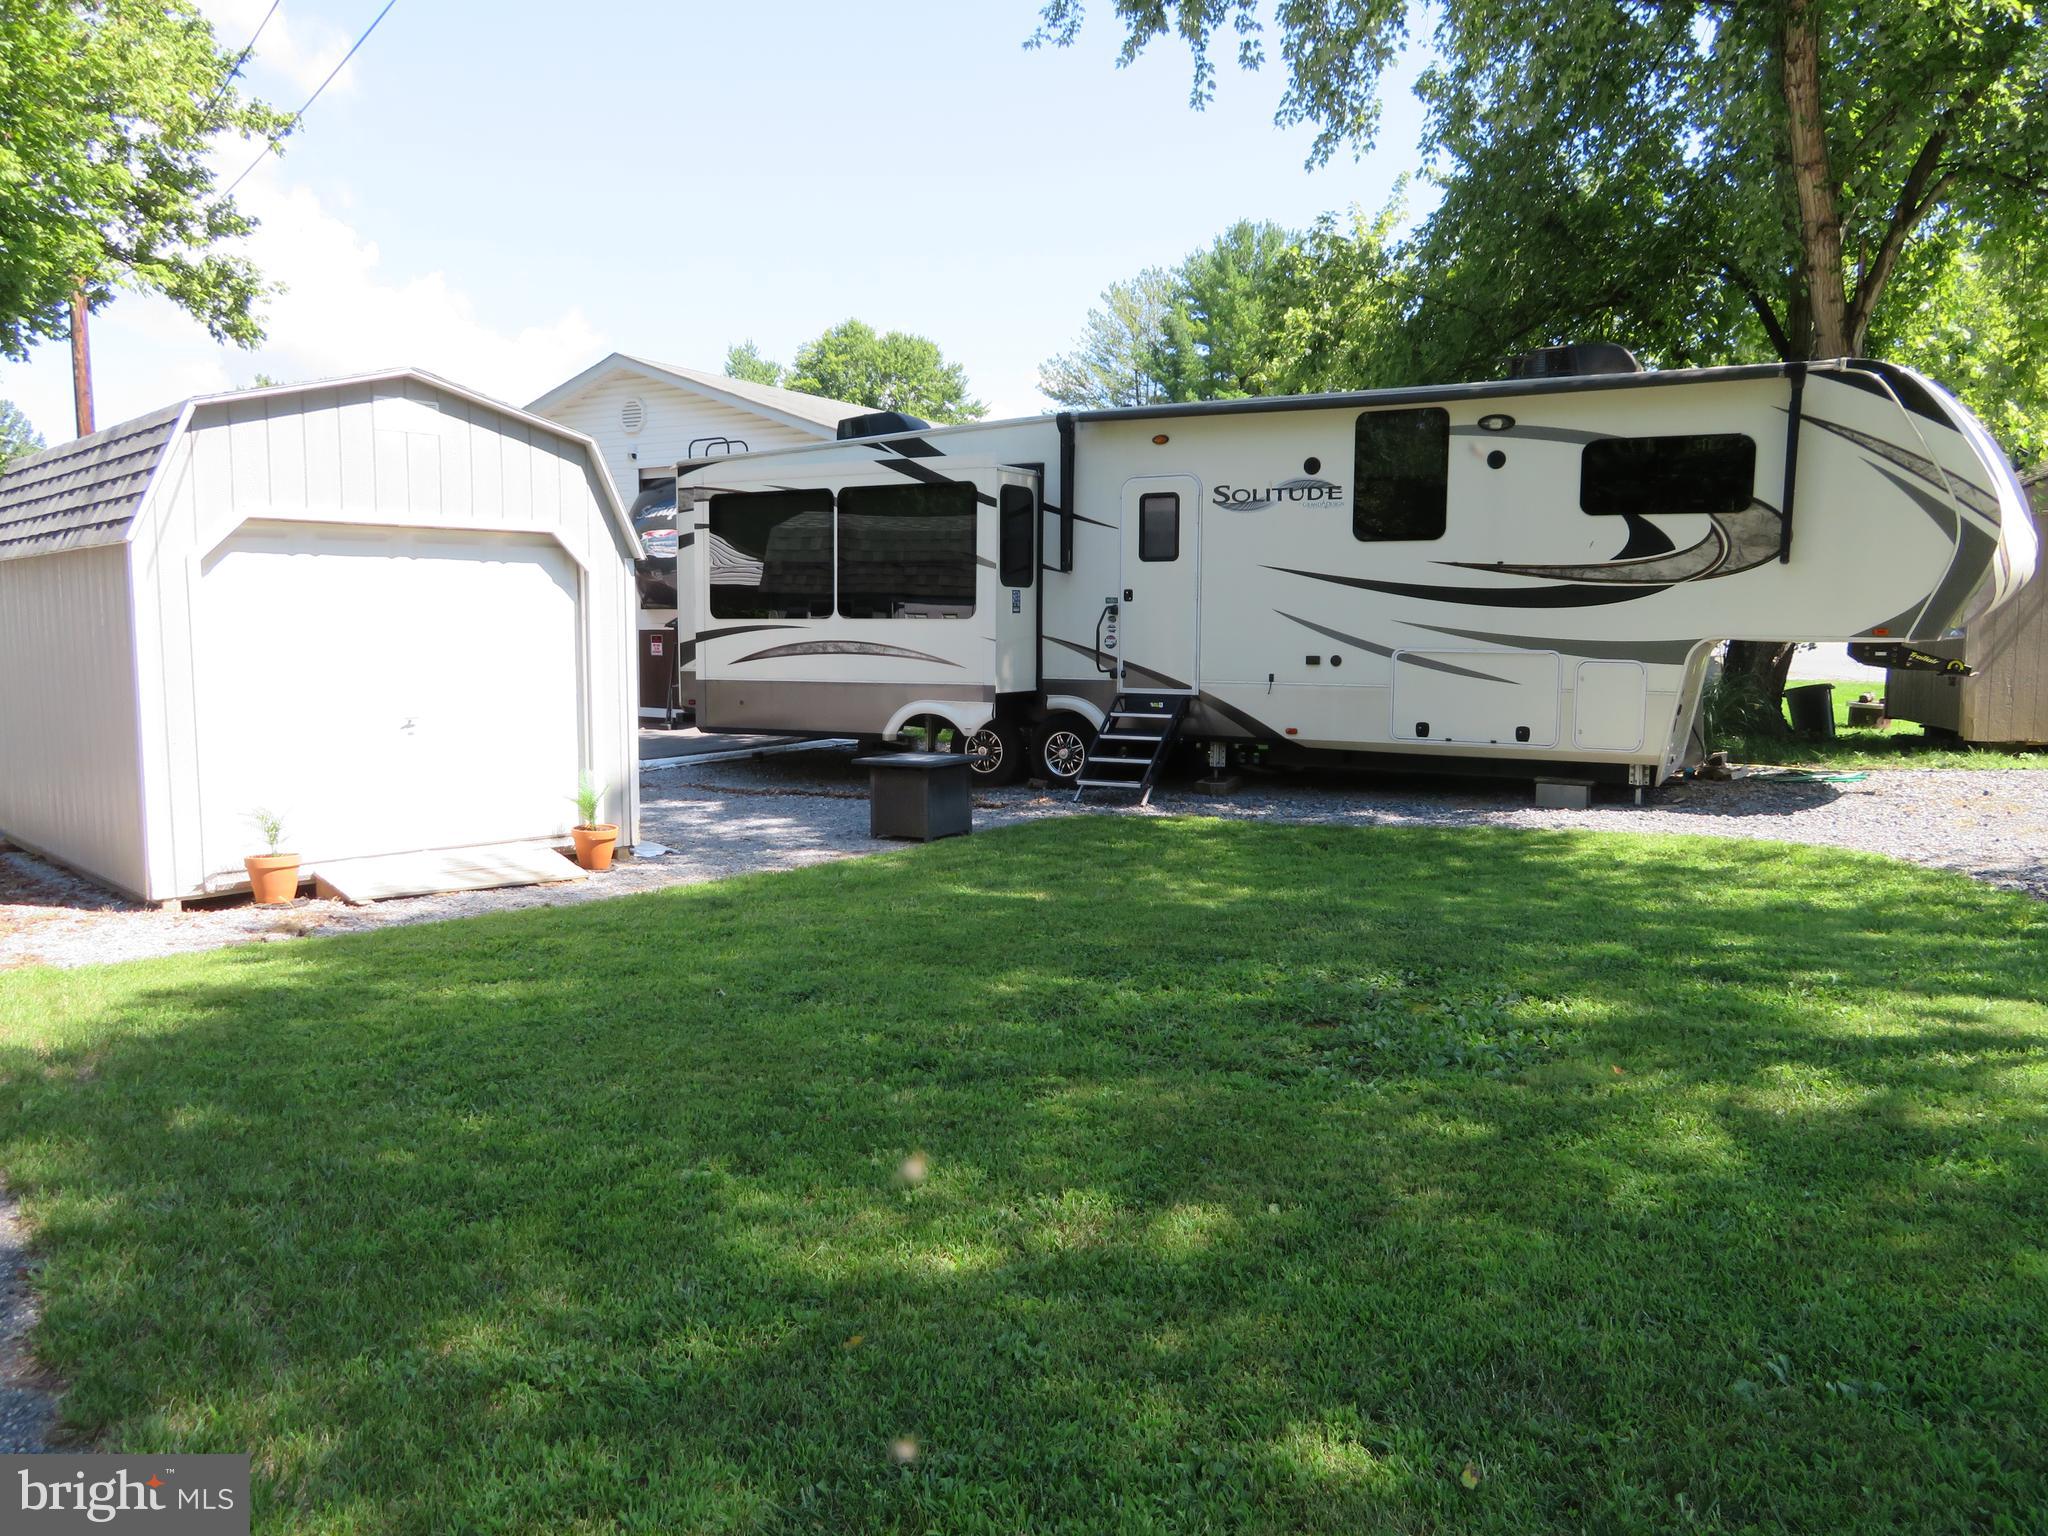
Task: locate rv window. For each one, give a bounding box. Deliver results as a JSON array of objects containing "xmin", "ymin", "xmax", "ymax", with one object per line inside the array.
[
  {"xmin": 837, "ymin": 482, "xmax": 978, "ymax": 619},
  {"xmin": 1580, "ymin": 434, "xmax": 1756, "ymax": 517},
  {"xmin": 999, "ymin": 483, "xmax": 1036, "ymax": 588},
  {"xmin": 707, "ymin": 490, "xmax": 834, "ymax": 619},
  {"xmin": 1353, "ymin": 408, "xmax": 1449, "ymax": 541},
  {"xmin": 1138, "ymin": 492, "xmax": 1180, "ymax": 561}
]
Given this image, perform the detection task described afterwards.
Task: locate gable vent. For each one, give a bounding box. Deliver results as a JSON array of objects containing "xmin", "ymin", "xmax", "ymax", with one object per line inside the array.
[{"xmin": 620, "ymin": 397, "xmax": 646, "ymax": 435}]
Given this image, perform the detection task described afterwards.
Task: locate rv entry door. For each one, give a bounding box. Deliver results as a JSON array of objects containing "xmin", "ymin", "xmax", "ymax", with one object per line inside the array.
[{"xmin": 1118, "ymin": 476, "xmax": 1200, "ymax": 692}]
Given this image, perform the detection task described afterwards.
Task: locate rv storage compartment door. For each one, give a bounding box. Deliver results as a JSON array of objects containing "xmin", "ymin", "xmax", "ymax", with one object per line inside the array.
[
  {"xmin": 1392, "ymin": 650, "xmax": 1560, "ymax": 748},
  {"xmin": 1572, "ymin": 661, "xmax": 1647, "ymax": 751}
]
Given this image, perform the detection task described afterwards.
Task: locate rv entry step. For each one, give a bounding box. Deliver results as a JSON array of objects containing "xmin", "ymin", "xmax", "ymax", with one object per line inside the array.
[{"xmin": 1074, "ymin": 692, "xmax": 1193, "ymax": 807}]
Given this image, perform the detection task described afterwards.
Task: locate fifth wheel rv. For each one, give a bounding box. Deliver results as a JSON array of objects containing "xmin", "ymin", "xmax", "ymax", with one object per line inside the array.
[{"xmin": 672, "ymin": 352, "xmax": 2038, "ymax": 797}]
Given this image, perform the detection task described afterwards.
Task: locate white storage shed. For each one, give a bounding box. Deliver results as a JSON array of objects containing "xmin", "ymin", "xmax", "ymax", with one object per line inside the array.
[{"xmin": 0, "ymin": 369, "xmax": 640, "ymax": 903}]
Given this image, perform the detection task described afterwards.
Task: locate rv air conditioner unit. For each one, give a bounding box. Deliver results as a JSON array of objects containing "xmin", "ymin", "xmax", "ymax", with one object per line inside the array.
[
  {"xmin": 1508, "ymin": 343, "xmax": 1643, "ymax": 379},
  {"xmin": 838, "ymin": 410, "xmax": 933, "ymax": 440}
]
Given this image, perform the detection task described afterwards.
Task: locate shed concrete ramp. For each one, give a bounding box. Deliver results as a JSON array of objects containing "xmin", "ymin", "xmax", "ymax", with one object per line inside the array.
[{"xmin": 311, "ymin": 841, "xmax": 585, "ymax": 904}]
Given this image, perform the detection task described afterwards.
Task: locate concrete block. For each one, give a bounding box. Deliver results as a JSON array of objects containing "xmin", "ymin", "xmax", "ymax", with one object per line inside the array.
[{"xmin": 1533, "ymin": 777, "xmax": 1595, "ymax": 810}]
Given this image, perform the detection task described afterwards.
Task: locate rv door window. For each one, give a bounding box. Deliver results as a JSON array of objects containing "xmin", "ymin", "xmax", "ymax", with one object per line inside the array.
[
  {"xmin": 1138, "ymin": 492, "xmax": 1180, "ymax": 561},
  {"xmin": 707, "ymin": 490, "xmax": 834, "ymax": 619},
  {"xmin": 1353, "ymin": 408, "xmax": 1449, "ymax": 541},
  {"xmin": 837, "ymin": 482, "xmax": 978, "ymax": 619},
  {"xmin": 1580, "ymin": 434, "xmax": 1756, "ymax": 516},
  {"xmin": 999, "ymin": 483, "xmax": 1036, "ymax": 587}
]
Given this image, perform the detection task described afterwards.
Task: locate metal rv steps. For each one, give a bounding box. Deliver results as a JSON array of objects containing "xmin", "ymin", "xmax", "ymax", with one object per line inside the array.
[{"xmin": 1074, "ymin": 692, "xmax": 1192, "ymax": 806}]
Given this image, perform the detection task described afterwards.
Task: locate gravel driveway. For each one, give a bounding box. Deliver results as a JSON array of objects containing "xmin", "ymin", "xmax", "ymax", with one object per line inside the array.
[{"xmin": 1, "ymin": 752, "xmax": 2042, "ymax": 972}]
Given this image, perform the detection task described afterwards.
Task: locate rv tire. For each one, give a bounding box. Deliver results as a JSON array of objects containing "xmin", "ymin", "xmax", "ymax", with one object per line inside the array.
[
  {"xmin": 1034, "ymin": 714, "xmax": 1094, "ymax": 786},
  {"xmin": 963, "ymin": 720, "xmax": 1025, "ymax": 785}
]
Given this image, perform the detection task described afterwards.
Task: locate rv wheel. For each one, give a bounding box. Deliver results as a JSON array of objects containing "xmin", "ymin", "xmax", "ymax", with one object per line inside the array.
[
  {"xmin": 1035, "ymin": 715, "xmax": 1093, "ymax": 785},
  {"xmin": 963, "ymin": 720, "xmax": 1025, "ymax": 785}
]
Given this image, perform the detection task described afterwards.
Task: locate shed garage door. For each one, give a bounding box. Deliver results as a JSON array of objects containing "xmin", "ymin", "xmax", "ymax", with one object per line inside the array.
[{"xmin": 192, "ymin": 524, "xmax": 580, "ymax": 879}]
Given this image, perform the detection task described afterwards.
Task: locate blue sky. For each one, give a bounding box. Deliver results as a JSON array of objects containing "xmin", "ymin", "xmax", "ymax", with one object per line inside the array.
[{"xmin": 1, "ymin": 1, "xmax": 1432, "ymax": 441}]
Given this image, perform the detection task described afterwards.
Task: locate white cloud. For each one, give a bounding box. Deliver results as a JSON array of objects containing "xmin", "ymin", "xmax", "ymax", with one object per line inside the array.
[
  {"xmin": 199, "ymin": 0, "xmax": 361, "ymax": 101},
  {"xmin": 229, "ymin": 168, "xmax": 605, "ymax": 403},
  {"xmin": 0, "ymin": 164, "xmax": 605, "ymax": 444}
]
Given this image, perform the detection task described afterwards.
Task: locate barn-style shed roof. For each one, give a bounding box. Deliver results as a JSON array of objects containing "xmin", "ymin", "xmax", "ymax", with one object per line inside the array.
[
  {"xmin": 0, "ymin": 402, "xmax": 185, "ymax": 561},
  {"xmin": 0, "ymin": 369, "xmax": 633, "ymax": 565}
]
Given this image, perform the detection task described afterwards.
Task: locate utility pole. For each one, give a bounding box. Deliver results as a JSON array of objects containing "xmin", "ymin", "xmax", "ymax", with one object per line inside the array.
[{"xmin": 70, "ymin": 286, "xmax": 96, "ymax": 438}]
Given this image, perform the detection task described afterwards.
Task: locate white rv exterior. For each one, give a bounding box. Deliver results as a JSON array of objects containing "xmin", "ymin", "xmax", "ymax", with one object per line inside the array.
[{"xmin": 676, "ymin": 357, "xmax": 2037, "ymax": 789}]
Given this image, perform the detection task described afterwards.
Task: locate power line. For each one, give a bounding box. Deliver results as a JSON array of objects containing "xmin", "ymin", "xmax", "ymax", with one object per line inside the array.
[
  {"xmin": 204, "ymin": 0, "xmax": 282, "ymax": 115},
  {"xmin": 219, "ymin": 0, "xmax": 401, "ymax": 199}
]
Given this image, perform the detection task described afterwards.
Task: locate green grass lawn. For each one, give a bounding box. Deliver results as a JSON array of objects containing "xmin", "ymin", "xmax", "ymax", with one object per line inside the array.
[
  {"xmin": 2, "ymin": 820, "xmax": 2045, "ymax": 1533},
  {"xmin": 1721, "ymin": 679, "xmax": 2047, "ymax": 769}
]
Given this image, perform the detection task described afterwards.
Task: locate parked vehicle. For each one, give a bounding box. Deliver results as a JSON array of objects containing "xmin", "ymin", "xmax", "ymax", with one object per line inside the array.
[{"xmin": 672, "ymin": 351, "xmax": 2037, "ymax": 794}]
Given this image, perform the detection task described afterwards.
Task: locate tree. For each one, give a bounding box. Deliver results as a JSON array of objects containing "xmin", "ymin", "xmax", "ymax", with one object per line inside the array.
[
  {"xmin": 1037, "ymin": 2, "xmax": 2045, "ymax": 365},
  {"xmin": 785, "ymin": 320, "xmax": 986, "ymax": 423},
  {"xmin": 1037, "ymin": 0, "xmax": 2048, "ymax": 714},
  {"xmin": 1039, "ymin": 268, "xmax": 1177, "ymax": 407},
  {"xmin": 1, "ymin": 2, "xmax": 288, "ymax": 359},
  {"xmin": 1153, "ymin": 219, "xmax": 1298, "ymax": 399},
  {"xmin": 1255, "ymin": 194, "xmax": 1411, "ymax": 395},
  {"xmin": 0, "ymin": 401, "xmax": 46, "ymax": 468},
  {"xmin": 1039, "ymin": 223, "xmax": 1306, "ymax": 407},
  {"xmin": 723, "ymin": 341, "xmax": 784, "ymax": 388}
]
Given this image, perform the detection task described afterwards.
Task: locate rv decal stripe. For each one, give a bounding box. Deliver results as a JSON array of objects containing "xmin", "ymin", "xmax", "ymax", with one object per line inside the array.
[
  {"xmin": 875, "ymin": 455, "xmax": 999, "ymax": 506},
  {"xmin": 1913, "ymin": 519, "xmax": 1997, "ymax": 638},
  {"xmin": 1274, "ymin": 610, "xmax": 1516, "ymax": 683},
  {"xmin": 1069, "ymin": 511, "xmax": 1117, "ymax": 529},
  {"xmin": 1042, "ymin": 634, "xmax": 1188, "ymax": 689},
  {"xmin": 1448, "ymin": 424, "xmax": 1609, "ymax": 446},
  {"xmin": 729, "ymin": 641, "xmax": 964, "ymax": 667},
  {"xmin": 1442, "ymin": 500, "xmax": 1783, "ymax": 585},
  {"xmin": 1122, "ymin": 659, "xmax": 1192, "ymax": 690},
  {"xmin": 1197, "ymin": 691, "xmax": 1282, "ymax": 740},
  {"xmin": 1865, "ymin": 461, "xmax": 1958, "ymax": 541},
  {"xmin": 1403, "ymin": 623, "xmax": 1701, "ymax": 664},
  {"xmin": 1266, "ymin": 566, "xmax": 1668, "ymax": 607},
  {"xmin": 695, "ymin": 623, "xmax": 802, "ymax": 642},
  {"xmin": 1802, "ymin": 412, "xmax": 1998, "ymax": 519},
  {"xmin": 877, "ymin": 436, "xmax": 944, "ymax": 458}
]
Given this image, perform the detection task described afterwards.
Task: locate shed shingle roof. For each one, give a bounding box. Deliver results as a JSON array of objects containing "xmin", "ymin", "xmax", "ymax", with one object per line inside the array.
[{"xmin": 0, "ymin": 402, "xmax": 185, "ymax": 562}]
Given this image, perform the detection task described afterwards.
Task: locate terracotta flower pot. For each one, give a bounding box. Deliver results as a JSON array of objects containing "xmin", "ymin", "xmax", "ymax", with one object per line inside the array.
[
  {"xmin": 572, "ymin": 824, "xmax": 619, "ymax": 871},
  {"xmin": 245, "ymin": 852, "xmax": 302, "ymax": 906}
]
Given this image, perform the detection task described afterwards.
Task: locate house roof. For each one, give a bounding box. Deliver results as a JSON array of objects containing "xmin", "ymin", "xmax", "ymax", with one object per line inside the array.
[
  {"xmin": 525, "ymin": 352, "xmax": 865, "ymax": 438},
  {"xmin": 0, "ymin": 368, "xmax": 635, "ymax": 565},
  {"xmin": 0, "ymin": 402, "xmax": 188, "ymax": 561}
]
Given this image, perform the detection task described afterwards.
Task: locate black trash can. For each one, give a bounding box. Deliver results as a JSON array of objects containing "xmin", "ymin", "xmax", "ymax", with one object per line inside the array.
[
  {"xmin": 1783, "ymin": 682, "xmax": 1837, "ymax": 737},
  {"xmin": 855, "ymin": 752, "xmax": 973, "ymax": 841}
]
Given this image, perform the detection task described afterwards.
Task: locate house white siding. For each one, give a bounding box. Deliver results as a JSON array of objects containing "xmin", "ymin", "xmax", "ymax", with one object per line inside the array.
[
  {"xmin": 542, "ymin": 372, "xmax": 832, "ymax": 506},
  {"xmin": 0, "ymin": 545, "xmax": 147, "ymax": 895}
]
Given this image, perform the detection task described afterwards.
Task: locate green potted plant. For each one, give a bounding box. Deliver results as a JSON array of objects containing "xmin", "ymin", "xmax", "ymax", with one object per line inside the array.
[
  {"xmin": 569, "ymin": 773, "xmax": 618, "ymax": 871},
  {"xmin": 244, "ymin": 808, "xmax": 301, "ymax": 905}
]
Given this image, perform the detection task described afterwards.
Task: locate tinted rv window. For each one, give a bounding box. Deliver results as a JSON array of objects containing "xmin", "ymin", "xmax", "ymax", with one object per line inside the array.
[
  {"xmin": 837, "ymin": 482, "xmax": 977, "ymax": 619},
  {"xmin": 706, "ymin": 490, "xmax": 834, "ymax": 619},
  {"xmin": 1353, "ymin": 408, "xmax": 1449, "ymax": 541},
  {"xmin": 1580, "ymin": 434, "xmax": 1757, "ymax": 516},
  {"xmin": 1138, "ymin": 492, "xmax": 1180, "ymax": 561},
  {"xmin": 999, "ymin": 483, "xmax": 1036, "ymax": 588}
]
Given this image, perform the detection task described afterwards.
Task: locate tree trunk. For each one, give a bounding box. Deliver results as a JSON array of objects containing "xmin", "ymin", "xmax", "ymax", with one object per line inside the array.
[
  {"xmin": 1781, "ymin": 0, "xmax": 1850, "ymax": 358},
  {"xmin": 1722, "ymin": 640, "xmax": 1799, "ymax": 733}
]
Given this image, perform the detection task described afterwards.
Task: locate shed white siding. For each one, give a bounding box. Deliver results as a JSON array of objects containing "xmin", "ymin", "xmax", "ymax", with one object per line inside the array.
[
  {"xmin": 0, "ymin": 545, "xmax": 147, "ymax": 895},
  {"xmin": 125, "ymin": 377, "xmax": 638, "ymax": 899},
  {"xmin": 0, "ymin": 368, "xmax": 639, "ymax": 905}
]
